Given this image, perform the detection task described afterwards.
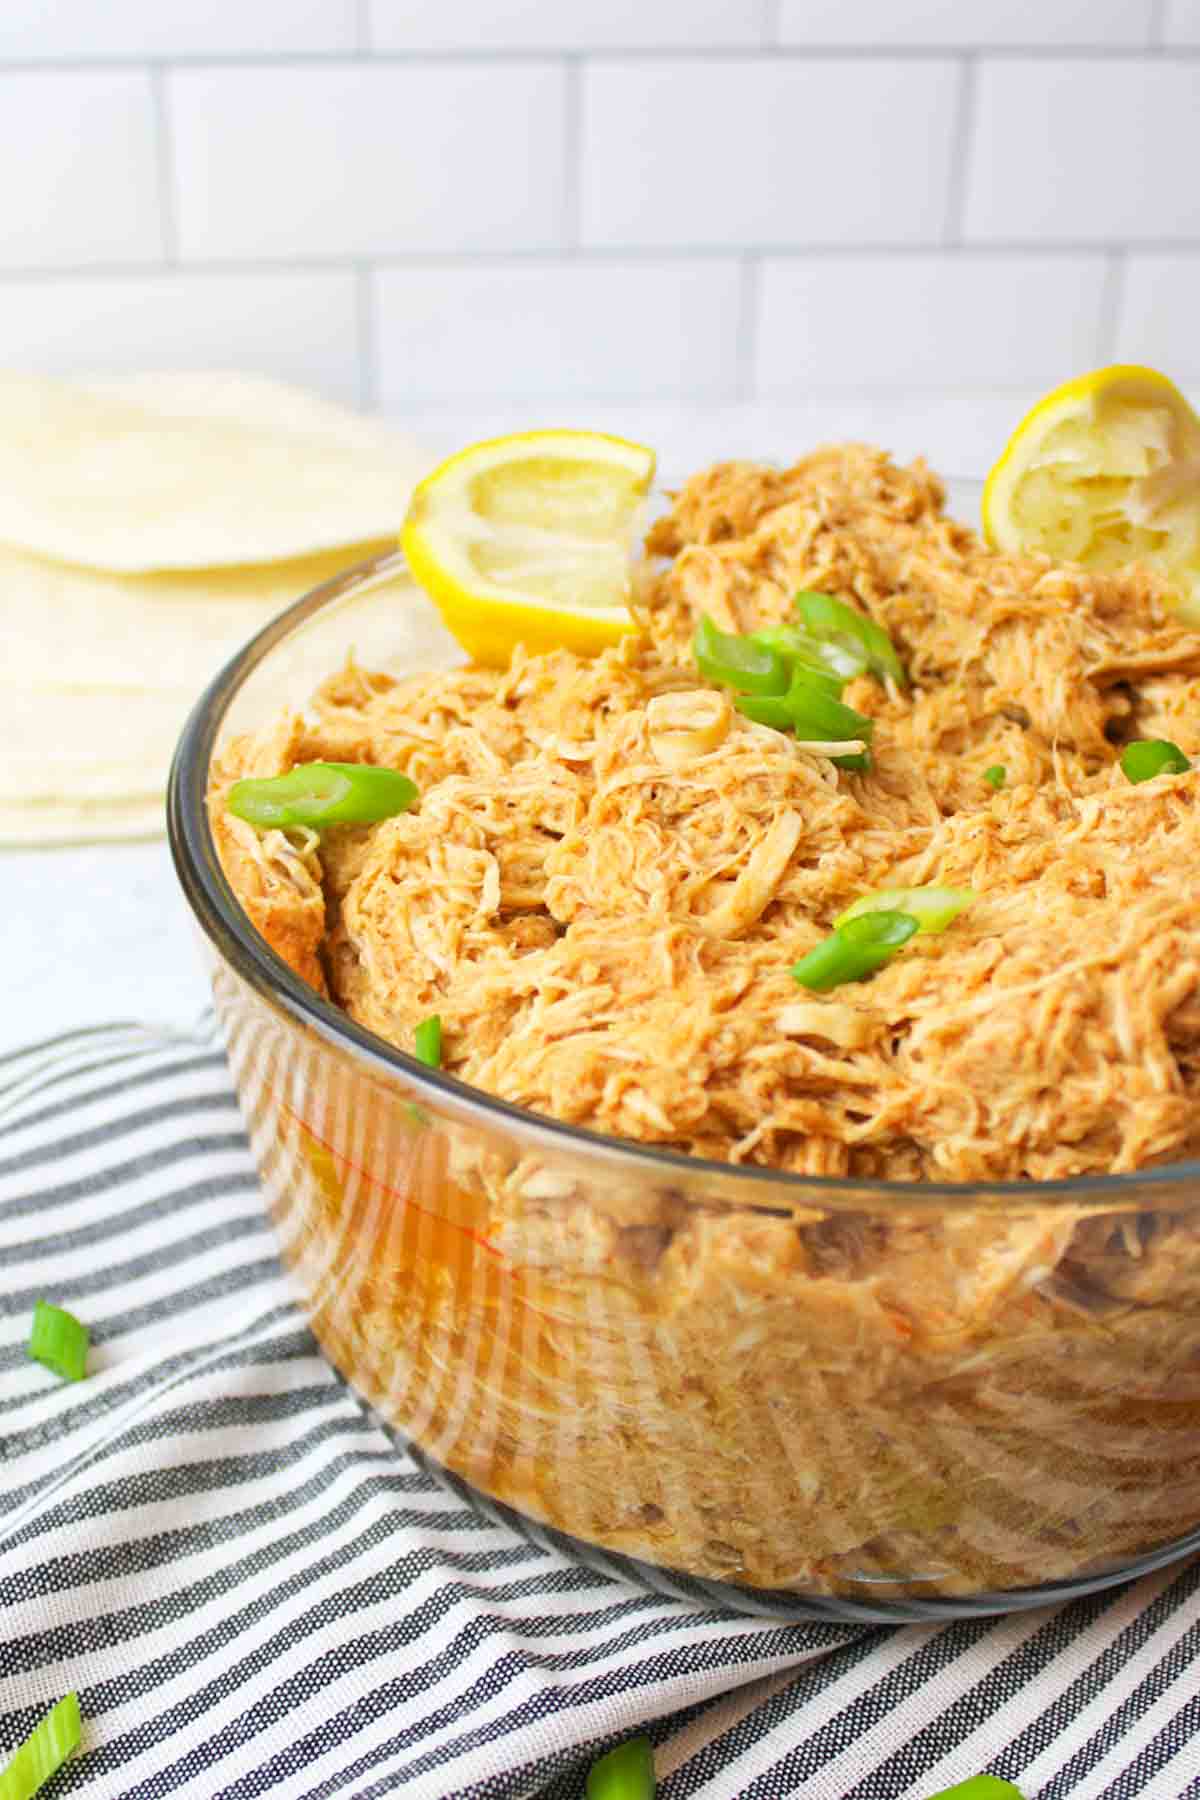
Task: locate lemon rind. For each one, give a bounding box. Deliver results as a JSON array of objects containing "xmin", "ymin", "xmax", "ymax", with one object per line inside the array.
[
  {"xmin": 400, "ymin": 429, "xmax": 657, "ymax": 666},
  {"xmin": 982, "ymin": 366, "xmax": 1200, "ymax": 574}
]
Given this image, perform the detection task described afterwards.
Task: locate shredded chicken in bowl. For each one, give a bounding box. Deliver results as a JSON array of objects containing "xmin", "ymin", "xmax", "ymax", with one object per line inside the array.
[
  {"xmin": 205, "ymin": 445, "xmax": 1200, "ymax": 1602},
  {"xmin": 212, "ymin": 445, "xmax": 1200, "ymax": 1185}
]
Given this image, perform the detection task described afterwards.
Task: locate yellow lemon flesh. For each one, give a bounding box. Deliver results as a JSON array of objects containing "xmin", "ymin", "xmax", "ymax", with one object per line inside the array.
[
  {"xmin": 983, "ymin": 365, "xmax": 1200, "ymax": 623},
  {"xmin": 400, "ymin": 430, "xmax": 656, "ymax": 666}
]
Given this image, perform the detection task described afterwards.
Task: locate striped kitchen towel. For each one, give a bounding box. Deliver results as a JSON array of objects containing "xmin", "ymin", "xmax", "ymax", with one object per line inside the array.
[{"xmin": 1, "ymin": 1022, "xmax": 1198, "ymax": 1800}]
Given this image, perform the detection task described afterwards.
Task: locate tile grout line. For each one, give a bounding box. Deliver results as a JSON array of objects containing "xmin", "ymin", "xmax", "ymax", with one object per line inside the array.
[
  {"xmin": 356, "ymin": 263, "xmax": 378, "ymax": 413},
  {"xmin": 1096, "ymin": 251, "xmax": 1127, "ymax": 364},
  {"xmin": 149, "ymin": 63, "xmax": 179, "ymax": 264},
  {"xmin": 1, "ymin": 244, "xmax": 1198, "ymax": 283},
  {"xmin": 26, "ymin": 238, "xmax": 1200, "ymax": 278},
  {"xmin": 941, "ymin": 54, "xmax": 976, "ymax": 246},
  {"xmin": 561, "ymin": 56, "xmax": 583, "ymax": 252},
  {"xmin": 346, "ymin": 386, "xmax": 1166, "ymax": 410},
  {"xmin": 0, "ymin": 47, "xmax": 1197, "ymax": 75}
]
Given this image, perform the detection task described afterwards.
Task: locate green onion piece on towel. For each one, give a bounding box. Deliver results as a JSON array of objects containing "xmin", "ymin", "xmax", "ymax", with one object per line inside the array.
[
  {"xmin": 585, "ymin": 1735, "xmax": 655, "ymax": 1800},
  {"xmin": 27, "ymin": 1301, "xmax": 88, "ymax": 1383},
  {"xmin": 0, "ymin": 1694, "xmax": 81, "ymax": 1800}
]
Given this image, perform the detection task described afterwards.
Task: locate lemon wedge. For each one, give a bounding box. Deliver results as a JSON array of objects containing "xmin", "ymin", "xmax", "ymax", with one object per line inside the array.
[
  {"xmin": 983, "ymin": 365, "xmax": 1200, "ymax": 622},
  {"xmin": 400, "ymin": 429, "xmax": 656, "ymax": 665}
]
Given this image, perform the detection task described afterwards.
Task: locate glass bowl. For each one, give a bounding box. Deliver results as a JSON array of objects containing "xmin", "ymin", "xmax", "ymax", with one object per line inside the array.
[{"xmin": 168, "ymin": 481, "xmax": 1200, "ymax": 1622}]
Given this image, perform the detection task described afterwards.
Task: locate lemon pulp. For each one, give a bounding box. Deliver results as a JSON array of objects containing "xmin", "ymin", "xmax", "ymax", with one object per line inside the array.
[
  {"xmin": 983, "ymin": 365, "xmax": 1200, "ymax": 621},
  {"xmin": 401, "ymin": 430, "xmax": 657, "ymax": 665}
]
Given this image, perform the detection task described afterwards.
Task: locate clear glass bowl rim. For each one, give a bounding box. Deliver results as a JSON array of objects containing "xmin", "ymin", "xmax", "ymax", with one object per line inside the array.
[{"xmin": 167, "ymin": 522, "xmax": 1200, "ymax": 1212}]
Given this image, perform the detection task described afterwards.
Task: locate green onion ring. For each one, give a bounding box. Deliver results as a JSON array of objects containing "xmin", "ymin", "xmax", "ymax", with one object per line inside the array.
[
  {"xmin": 792, "ymin": 910, "xmax": 919, "ymax": 993},
  {"xmin": 227, "ymin": 762, "xmax": 418, "ymax": 830}
]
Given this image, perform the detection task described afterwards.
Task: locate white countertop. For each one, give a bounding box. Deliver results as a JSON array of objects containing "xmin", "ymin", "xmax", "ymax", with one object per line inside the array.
[
  {"xmin": 6, "ymin": 842, "xmax": 211, "ymax": 1052},
  {"xmin": 1, "ymin": 393, "xmax": 1019, "ymax": 1055}
]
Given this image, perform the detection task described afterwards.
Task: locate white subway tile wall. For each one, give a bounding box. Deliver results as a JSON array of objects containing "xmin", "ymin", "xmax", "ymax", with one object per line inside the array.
[
  {"xmin": 0, "ymin": 71, "xmax": 163, "ymax": 268},
  {"xmin": 0, "ymin": 7, "xmax": 1196, "ymax": 417},
  {"xmin": 1115, "ymin": 256, "xmax": 1200, "ymax": 378},
  {"xmin": 369, "ymin": 0, "xmax": 768, "ymax": 52},
  {"xmin": 0, "ymin": 1, "xmax": 358, "ymax": 59},
  {"xmin": 776, "ymin": 0, "xmax": 1154, "ymax": 48},
  {"xmin": 965, "ymin": 61, "xmax": 1200, "ymax": 243},
  {"xmin": 0, "ymin": 271, "xmax": 363, "ymax": 404},
  {"xmin": 1163, "ymin": 0, "xmax": 1200, "ymax": 47},
  {"xmin": 755, "ymin": 253, "xmax": 1111, "ymax": 389},
  {"xmin": 580, "ymin": 58, "xmax": 961, "ymax": 248},
  {"xmin": 374, "ymin": 259, "xmax": 744, "ymax": 406},
  {"xmin": 169, "ymin": 63, "xmax": 568, "ymax": 259}
]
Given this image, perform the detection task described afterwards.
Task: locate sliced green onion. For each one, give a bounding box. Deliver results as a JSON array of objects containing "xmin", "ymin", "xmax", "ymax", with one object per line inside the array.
[
  {"xmin": 792, "ymin": 910, "xmax": 919, "ymax": 993},
  {"xmin": 414, "ymin": 1015, "xmax": 443, "ymax": 1069},
  {"xmin": 983, "ymin": 764, "xmax": 1006, "ymax": 790},
  {"xmin": 749, "ymin": 622, "xmax": 862, "ymax": 687},
  {"xmin": 833, "ymin": 750, "xmax": 872, "ymax": 772},
  {"xmin": 836, "ymin": 885, "xmax": 975, "ymax": 936},
  {"xmin": 732, "ymin": 693, "xmax": 793, "ymax": 730},
  {"xmin": 793, "ymin": 590, "xmax": 906, "ymax": 687},
  {"xmin": 693, "ymin": 609, "xmax": 877, "ymax": 759},
  {"xmin": 585, "ymin": 1734, "xmax": 655, "ymax": 1800},
  {"xmin": 0, "ymin": 1693, "xmax": 81, "ymax": 1800},
  {"xmin": 736, "ymin": 669, "xmax": 874, "ymax": 743},
  {"xmin": 925, "ymin": 1778, "xmax": 1023, "ymax": 1800},
  {"xmin": 228, "ymin": 762, "xmax": 417, "ymax": 831},
  {"xmin": 27, "ymin": 1301, "xmax": 89, "ymax": 1383},
  {"xmin": 693, "ymin": 615, "xmax": 789, "ymax": 696},
  {"xmin": 1120, "ymin": 738, "xmax": 1191, "ymax": 784}
]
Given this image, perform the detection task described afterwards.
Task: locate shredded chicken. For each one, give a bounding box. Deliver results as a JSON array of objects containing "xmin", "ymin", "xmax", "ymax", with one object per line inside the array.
[
  {"xmin": 212, "ymin": 444, "xmax": 1200, "ymax": 1185},
  {"xmin": 212, "ymin": 446, "xmax": 1200, "ymax": 1600},
  {"xmin": 209, "ymin": 709, "xmax": 328, "ymax": 995}
]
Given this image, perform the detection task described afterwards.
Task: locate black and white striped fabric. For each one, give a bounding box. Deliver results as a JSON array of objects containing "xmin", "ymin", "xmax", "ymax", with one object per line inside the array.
[{"xmin": 2, "ymin": 1023, "xmax": 1198, "ymax": 1800}]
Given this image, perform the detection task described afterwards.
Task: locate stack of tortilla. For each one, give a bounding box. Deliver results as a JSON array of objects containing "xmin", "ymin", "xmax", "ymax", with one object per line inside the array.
[{"xmin": 0, "ymin": 372, "xmax": 435, "ymax": 844}]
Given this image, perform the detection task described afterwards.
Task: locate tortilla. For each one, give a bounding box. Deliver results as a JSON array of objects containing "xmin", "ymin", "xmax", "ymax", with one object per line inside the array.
[
  {"xmin": 81, "ymin": 372, "xmax": 415, "ymax": 458},
  {"xmin": 0, "ymin": 539, "xmax": 396, "ymax": 690},
  {"xmin": 0, "ymin": 798, "xmax": 167, "ymax": 845},
  {"xmin": 0, "ymin": 371, "xmax": 432, "ymax": 572},
  {"xmin": 0, "ymin": 372, "xmax": 441, "ymax": 844},
  {"xmin": 0, "ymin": 539, "xmax": 454, "ymax": 845}
]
